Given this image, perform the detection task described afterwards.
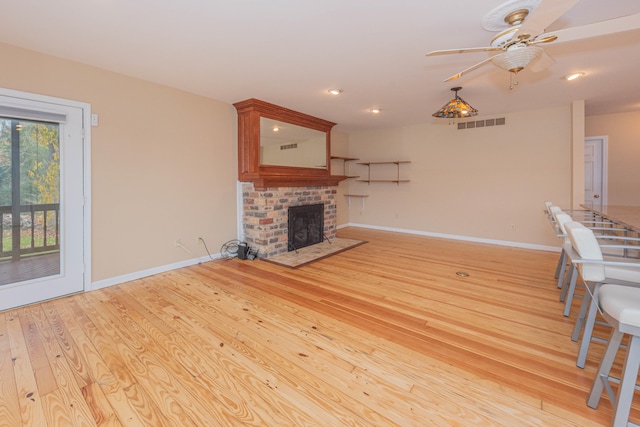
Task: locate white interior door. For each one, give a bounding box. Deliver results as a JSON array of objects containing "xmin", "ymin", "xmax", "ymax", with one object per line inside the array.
[
  {"xmin": 584, "ymin": 136, "xmax": 608, "ymax": 207},
  {"xmin": 0, "ymin": 90, "xmax": 89, "ymax": 311}
]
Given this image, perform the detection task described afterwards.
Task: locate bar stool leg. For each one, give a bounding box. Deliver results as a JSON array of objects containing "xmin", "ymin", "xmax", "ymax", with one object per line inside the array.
[
  {"xmin": 560, "ymin": 264, "xmax": 575, "ymax": 303},
  {"xmin": 563, "ymin": 267, "xmax": 579, "ymax": 317},
  {"xmin": 576, "ymin": 283, "xmax": 602, "ymax": 368},
  {"xmin": 555, "ymin": 248, "xmax": 566, "ymax": 282},
  {"xmin": 572, "ymin": 283, "xmax": 592, "ymax": 342},
  {"xmin": 611, "ymin": 335, "xmax": 640, "ymax": 427},
  {"xmin": 587, "ymin": 328, "xmax": 625, "ymax": 409}
]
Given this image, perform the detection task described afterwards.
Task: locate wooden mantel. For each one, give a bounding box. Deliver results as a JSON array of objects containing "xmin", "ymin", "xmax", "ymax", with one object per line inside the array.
[
  {"xmin": 246, "ymin": 173, "xmax": 348, "ymax": 190},
  {"xmin": 234, "ymin": 98, "xmax": 347, "ymax": 190}
]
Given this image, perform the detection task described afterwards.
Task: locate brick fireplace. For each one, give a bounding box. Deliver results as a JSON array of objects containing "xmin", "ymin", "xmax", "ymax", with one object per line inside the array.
[{"xmin": 241, "ymin": 183, "xmax": 337, "ymax": 258}]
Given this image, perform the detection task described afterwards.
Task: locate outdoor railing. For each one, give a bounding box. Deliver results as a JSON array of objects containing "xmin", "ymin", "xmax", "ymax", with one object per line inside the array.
[{"xmin": 0, "ymin": 203, "xmax": 60, "ymax": 260}]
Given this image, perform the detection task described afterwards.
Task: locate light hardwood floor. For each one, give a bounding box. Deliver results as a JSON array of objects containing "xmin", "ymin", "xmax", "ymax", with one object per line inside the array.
[{"xmin": 0, "ymin": 227, "xmax": 634, "ymax": 426}]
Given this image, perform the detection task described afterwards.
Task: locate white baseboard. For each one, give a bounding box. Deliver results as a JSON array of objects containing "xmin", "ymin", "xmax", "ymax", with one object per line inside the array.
[
  {"xmin": 337, "ymin": 222, "xmax": 559, "ymax": 252},
  {"xmin": 90, "ymin": 253, "xmax": 221, "ymax": 291},
  {"xmin": 92, "ymin": 225, "xmax": 558, "ymax": 292}
]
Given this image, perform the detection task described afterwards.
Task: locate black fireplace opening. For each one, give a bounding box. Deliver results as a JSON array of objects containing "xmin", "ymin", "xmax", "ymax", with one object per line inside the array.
[{"xmin": 288, "ymin": 204, "xmax": 324, "ymax": 251}]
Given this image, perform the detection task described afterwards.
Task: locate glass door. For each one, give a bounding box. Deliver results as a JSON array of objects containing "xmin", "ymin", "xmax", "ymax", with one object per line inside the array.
[
  {"xmin": 0, "ymin": 118, "xmax": 61, "ymax": 283},
  {"xmin": 0, "ymin": 92, "xmax": 87, "ymax": 310}
]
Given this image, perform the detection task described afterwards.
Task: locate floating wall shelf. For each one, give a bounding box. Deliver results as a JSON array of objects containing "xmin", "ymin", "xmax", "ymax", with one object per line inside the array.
[
  {"xmin": 356, "ymin": 161, "xmax": 411, "ymax": 184},
  {"xmin": 331, "ymin": 156, "xmax": 360, "ymax": 178}
]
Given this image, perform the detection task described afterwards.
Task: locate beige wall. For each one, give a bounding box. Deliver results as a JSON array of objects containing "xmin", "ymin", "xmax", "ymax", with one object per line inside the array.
[
  {"xmin": 0, "ymin": 43, "xmax": 238, "ymax": 283},
  {"xmin": 586, "ymin": 111, "xmax": 640, "ymax": 205},
  {"xmin": 330, "ymin": 130, "xmax": 351, "ymax": 226},
  {"xmin": 340, "ymin": 106, "xmax": 575, "ymax": 248}
]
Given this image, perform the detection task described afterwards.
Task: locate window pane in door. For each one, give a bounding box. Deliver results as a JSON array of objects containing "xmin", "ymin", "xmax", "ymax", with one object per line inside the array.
[{"xmin": 0, "ymin": 117, "xmax": 61, "ymax": 286}]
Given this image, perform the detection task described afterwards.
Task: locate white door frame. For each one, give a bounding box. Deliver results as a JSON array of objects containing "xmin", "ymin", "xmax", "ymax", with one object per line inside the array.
[
  {"xmin": 585, "ymin": 136, "xmax": 608, "ymax": 206},
  {"xmin": 0, "ymin": 87, "xmax": 91, "ymax": 310}
]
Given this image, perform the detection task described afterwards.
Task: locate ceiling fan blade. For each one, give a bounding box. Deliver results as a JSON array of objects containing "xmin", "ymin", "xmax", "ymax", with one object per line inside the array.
[
  {"xmin": 530, "ymin": 51, "xmax": 555, "ymax": 72},
  {"xmin": 426, "ymin": 46, "xmax": 501, "ymax": 56},
  {"xmin": 528, "ymin": 34, "xmax": 558, "ymax": 45},
  {"xmin": 444, "ymin": 56, "xmax": 496, "ymax": 82},
  {"xmin": 545, "ymin": 12, "xmax": 640, "ymax": 44},
  {"xmin": 513, "ymin": 0, "xmax": 580, "ymax": 41}
]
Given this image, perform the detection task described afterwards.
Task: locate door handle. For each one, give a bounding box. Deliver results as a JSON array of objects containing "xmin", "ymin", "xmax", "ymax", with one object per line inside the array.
[{"xmin": 594, "ymin": 194, "xmax": 600, "ymax": 199}]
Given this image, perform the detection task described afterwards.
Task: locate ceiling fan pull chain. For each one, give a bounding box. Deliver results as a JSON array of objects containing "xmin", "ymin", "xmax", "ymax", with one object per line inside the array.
[{"xmin": 509, "ymin": 71, "xmax": 520, "ymax": 90}]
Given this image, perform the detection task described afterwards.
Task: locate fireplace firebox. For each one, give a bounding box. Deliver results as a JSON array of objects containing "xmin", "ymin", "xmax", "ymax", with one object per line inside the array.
[{"xmin": 288, "ymin": 204, "xmax": 324, "ymax": 251}]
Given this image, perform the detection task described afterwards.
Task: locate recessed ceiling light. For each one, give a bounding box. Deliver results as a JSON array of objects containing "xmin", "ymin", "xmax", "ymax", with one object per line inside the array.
[
  {"xmin": 565, "ymin": 72, "xmax": 585, "ymax": 81},
  {"xmin": 370, "ymin": 108, "xmax": 381, "ymax": 114},
  {"xmin": 328, "ymin": 89, "xmax": 343, "ymax": 95},
  {"xmin": 272, "ymin": 126, "xmax": 280, "ymax": 132}
]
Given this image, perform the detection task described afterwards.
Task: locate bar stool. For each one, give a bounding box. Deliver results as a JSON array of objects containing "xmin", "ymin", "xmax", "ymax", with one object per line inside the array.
[
  {"xmin": 587, "ymin": 284, "xmax": 640, "ymax": 427},
  {"xmin": 548, "ymin": 205, "xmax": 621, "ymax": 288},
  {"xmin": 563, "ymin": 221, "xmax": 640, "ymax": 368},
  {"xmin": 553, "ymin": 212, "xmax": 638, "ymax": 316},
  {"xmin": 545, "ymin": 201, "xmax": 602, "ymax": 222}
]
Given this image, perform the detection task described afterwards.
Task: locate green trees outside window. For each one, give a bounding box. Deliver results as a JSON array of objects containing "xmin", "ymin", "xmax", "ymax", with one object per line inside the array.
[{"xmin": 1, "ymin": 118, "xmax": 60, "ymax": 257}]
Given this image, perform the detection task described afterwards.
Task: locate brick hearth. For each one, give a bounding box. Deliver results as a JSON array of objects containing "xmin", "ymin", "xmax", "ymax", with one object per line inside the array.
[{"xmin": 241, "ymin": 183, "xmax": 337, "ymax": 258}]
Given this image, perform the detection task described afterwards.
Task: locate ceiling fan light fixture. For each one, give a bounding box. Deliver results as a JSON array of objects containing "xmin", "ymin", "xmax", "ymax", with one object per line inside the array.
[
  {"xmin": 491, "ymin": 45, "xmax": 543, "ymax": 73},
  {"xmin": 432, "ymin": 87, "xmax": 478, "ymax": 119}
]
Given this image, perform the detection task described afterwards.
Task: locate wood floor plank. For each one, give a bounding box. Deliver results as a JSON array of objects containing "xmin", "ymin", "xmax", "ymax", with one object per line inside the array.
[
  {"xmin": 15, "ymin": 308, "xmax": 57, "ymax": 397},
  {"xmin": 100, "ymin": 379, "xmax": 169, "ymax": 427},
  {"xmin": 40, "ymin": 303, "xmax": 92, "ymax": 391},
  {"xmin": 75, "ymin": 293, "xmax": 182, "ymax": 426},
  {"xmin": 80, "ymin": 382, "xmax": 122, "ymax": 427},
  {"xmin": 41, "ymin": 389, "xmax": 76, "ymax": 427},
  {"xmin": 24, "ymin": 303, "xmax": 97, "ymax": 427},
  {"xmin": 0, "ymin": 313, "xmax": 22, "ymax": 427},
  {"xmin": 5, "ymin": 311, "xmax": 48, "ymax": 426},
  {"xmin": 48, "ymin": 300, "xmax": 117, "ymax": 390},
  {"xmin": 61, "ymin": 297, "xmax": 137, "ymax": 389}
]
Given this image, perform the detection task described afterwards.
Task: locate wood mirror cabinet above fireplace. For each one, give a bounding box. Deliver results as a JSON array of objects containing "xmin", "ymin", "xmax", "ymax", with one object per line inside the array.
[{"xmin": 234, "ymin": 98, "xmax": 347, "ymax": 190}]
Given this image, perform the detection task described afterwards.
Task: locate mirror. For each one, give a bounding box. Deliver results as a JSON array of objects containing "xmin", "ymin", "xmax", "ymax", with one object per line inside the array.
[
  {"xmin": 260, "ymin": 117, "xmax": 327, "ymax": 168},
  {"xmin": 234, "ymin": 98, "xmax": 346, "ymax": 189}
]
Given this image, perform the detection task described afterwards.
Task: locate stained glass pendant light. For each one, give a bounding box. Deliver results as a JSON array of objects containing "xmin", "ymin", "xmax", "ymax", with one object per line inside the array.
[{"xmin": 432, "ymin": 87, "xmax": 478, "ymax": 119}]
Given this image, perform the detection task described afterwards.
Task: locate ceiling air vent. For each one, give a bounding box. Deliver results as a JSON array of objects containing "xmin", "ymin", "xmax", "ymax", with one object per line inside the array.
[
  {"xmin": 457, "ymin": 117, "xmax": 506, "ymax": 130},
  {"xmin": 280, "ymin": 143, "xmax": 298, "ymax": 150}
]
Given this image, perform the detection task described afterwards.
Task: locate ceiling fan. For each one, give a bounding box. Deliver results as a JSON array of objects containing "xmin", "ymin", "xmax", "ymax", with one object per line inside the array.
[{"xmin": 426, "ymin": 0, "xmax": 640, "ymax": 82}]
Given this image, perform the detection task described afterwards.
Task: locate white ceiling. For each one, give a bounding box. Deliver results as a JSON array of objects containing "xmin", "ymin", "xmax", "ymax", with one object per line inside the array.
[{"xmin": 1, "ymin": 0, "xmax": 639, "ymax": 132}]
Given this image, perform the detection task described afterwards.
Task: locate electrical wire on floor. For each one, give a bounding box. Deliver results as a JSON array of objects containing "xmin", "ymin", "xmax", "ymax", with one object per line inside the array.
[
  {"xmin": 198, "ymin": 237, "xmax": 216, "ymax": 261},
  {"xmin": 219, "ymin": 239, "xmax": 241, "ymax": 259},
  {"xmin": 199, "ymin": 237, "xmax": 254, "ymax": 261}
]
